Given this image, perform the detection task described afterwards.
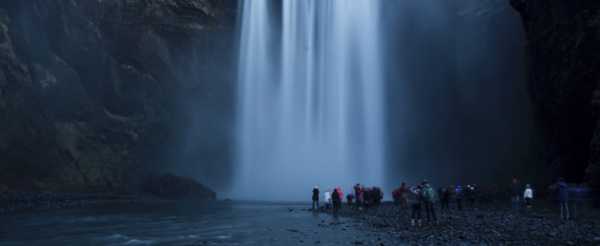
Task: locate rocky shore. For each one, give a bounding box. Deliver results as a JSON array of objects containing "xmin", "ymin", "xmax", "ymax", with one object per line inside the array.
[{"xmin": 331, "ymin": 203, "xmax": 600, "ymax": 245}]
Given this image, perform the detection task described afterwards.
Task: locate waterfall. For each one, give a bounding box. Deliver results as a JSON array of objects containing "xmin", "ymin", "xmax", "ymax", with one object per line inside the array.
[{"xmin": 235, "ymin": 0, "xmax": 386, "ymax": 201}]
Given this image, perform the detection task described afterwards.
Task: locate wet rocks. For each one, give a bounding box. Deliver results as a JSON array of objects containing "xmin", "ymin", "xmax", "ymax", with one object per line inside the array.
[{"xmin": 331, "ymin": 203, "xmax": 600, "ymax": 245}]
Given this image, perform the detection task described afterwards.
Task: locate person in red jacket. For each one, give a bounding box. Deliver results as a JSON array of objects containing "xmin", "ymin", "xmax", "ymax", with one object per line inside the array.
[{"xmin": 392, "ymin": 182, "xmax": 409, "ymax": 209}]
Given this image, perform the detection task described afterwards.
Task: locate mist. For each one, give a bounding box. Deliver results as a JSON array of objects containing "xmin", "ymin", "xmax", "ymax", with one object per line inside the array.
[
  {"xmin": 383, "ymin": 0, "xmax": 539, "ymax": 188},
  {"xmin": 163, "ymin": 0, "xmax": 539, "ymax": 199},
  {"xmin": 162, "ymin": 30, "xmax": 237, "ymax": 192}
]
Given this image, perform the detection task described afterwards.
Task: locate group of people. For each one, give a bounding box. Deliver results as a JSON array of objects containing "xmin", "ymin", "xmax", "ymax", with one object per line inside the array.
[
  {"xmin": 513, "ymin": 177, "xmax": 586, "ymax": 220},
  {"xmin": 352, "ymin": 184, "xmax": 384, "ymax": 209},
  {"xmin": 437, "ymin": 185, "xmax": 471, "ymax": 212},
  {"xmin": 311, "ymin": 184, "xmax": 384, "ymax": 213},
  {"xmin": 391, "ymin": 180, "xmax": 440, "ymax": 226},
  {"xmin": 313, "ymin": 186, "xmax": 344, "ymax": 212},
  {"xmin": 510, "ymin": 178, "xmax": 535, "ymax": 210},
  {"xmin": 392, "ymin": 182, "xmax": 479, "ymax": 214},
  {"xmin": 312, "ymin": 177, "xmax": 589, "ymax": 223},
  {"xmin": 392, "ymin": 177, "xmax": 585, "ymax": 226}
]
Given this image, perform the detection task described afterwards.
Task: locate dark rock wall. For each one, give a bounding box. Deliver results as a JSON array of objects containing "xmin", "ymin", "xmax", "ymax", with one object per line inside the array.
[
  {"xmin": 511, "ymin": 0, "xmax": 600, "ymax": 187},
  {"xmin": 0, "ymin": 0, "xmax": 236, "ymax": 192}
]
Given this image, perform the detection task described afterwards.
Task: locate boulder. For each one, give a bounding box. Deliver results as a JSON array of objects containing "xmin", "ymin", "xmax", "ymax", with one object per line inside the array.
[{"xmin": 142, "ymin": 174, "xmax": 216, "ymax": 200}]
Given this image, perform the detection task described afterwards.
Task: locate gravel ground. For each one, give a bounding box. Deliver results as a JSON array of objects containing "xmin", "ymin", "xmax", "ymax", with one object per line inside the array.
[{"xmin": 326, "ymin": 202, "xmax": 600, "ymax": 245}]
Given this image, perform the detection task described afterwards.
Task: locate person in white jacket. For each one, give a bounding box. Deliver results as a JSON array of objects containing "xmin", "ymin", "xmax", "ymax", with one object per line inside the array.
[
  {"xmin": 523, "ymin": 184, "xmax": 533, "ymax": 208},
  {"xmin": 324, "ymin": 191, "xmax": 332, "ymax": 210}
]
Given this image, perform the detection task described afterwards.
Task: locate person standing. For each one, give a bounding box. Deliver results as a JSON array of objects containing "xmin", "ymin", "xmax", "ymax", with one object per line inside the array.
[
  {"xmin": 400, "ymin": 183, "xmax": 409, "ymax": 209},
  {"xmin": 332, "ymin": 188, "xmax": 341, "ymax": 214},
  {"xmin": 364, "ymin": 187, "xmax": 373, "ymax": 207},
  {"xmin": 324, "ymin": 190, "xmax": 332, "ymax": 210},
  {"xmin": 511, "ymin": 178, "xmax": 521, "ymax": 211},
  {"xmin": 346, "ymin": 193, "xmax": 355, "ymax": 207},
  {"xmin": 523, "ymin": 184, "xmax": 533, "ymax": 209},
  {"xmin": 335, "ymin": 187, "xmax": 344, "ymax": 209},
  {"xmin": 440, "ymin": 187, "xmax": 450, "ymax": 213},
  {"xmin": 465, "ymin": 185, "xmax": 473, "ymax": 209},
  {"xmin": 374, "ymin": 187, "xmax": 383, "ymax": 206},
  {"xmin": 354, "ymin": 184, "xmax": 362, "ymax": 209},
  {"xmin": 455, "ymin": 185, "xmax": 464, "ymax": 211},
  {"xmin": 312, "ymin": 186, "xmax": 320, "ymax": 210},
  {"xmin": 551, "ymin": 178, "xmax": 570, "ymax": 220},
  {"xmin": 409, "ymin": 185, "xmax": 423, "ymax": 227},
  {"xmin": 422, "ymin": 181, "xmax": 437, "ymax": 224},
  {"xmin": 467, "ymin": 184, "xmax": 477, "ymax": 208},
  {"xmin": 393, "ymin": 182, "xmax": 409, "ymax": 209},
  {"xmin": 393, "ymin": 186, "xmax": 402, "ymax": 206}
]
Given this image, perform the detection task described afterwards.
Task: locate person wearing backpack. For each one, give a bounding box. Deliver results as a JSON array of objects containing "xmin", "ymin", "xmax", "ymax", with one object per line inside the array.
[
  {"xmin": 409, "ymin": 185, "xmax": 423, "ymax": 227},
  {"xmin": 421, "ymin": 180, "xmax": 438, "ymax": 224}
]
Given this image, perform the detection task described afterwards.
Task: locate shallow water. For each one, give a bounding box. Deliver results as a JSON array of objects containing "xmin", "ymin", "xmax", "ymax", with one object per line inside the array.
[{"xmin": 0, "ymin": 202, "xmax": 395, "ymax": 246}]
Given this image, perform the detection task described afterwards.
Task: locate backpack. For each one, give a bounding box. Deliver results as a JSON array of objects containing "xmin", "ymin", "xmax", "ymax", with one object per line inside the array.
[{"xmin": 422, "ymin": 186, "xmax": 435, "ymax": 202}]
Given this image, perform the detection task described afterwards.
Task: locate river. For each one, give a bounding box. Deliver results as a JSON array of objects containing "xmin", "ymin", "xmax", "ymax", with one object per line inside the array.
[{"xmin": 1, "ymin": 202, "xmax": 397, "ymax": 246}]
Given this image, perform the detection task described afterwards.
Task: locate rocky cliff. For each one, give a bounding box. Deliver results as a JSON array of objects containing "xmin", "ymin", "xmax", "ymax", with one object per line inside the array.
[
  {"xmin": 511, "ymin": 0, "xmax": 600, "ymax": 188},
  {"xmin": 0, "ymin": 0, "xmax": 236, "ymax": 193}
]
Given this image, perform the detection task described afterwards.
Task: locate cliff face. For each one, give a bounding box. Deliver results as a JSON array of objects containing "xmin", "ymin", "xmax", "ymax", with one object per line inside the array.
[
  {"xmin": 511, "ymin": 0, "xmax": 600, "ymax": 187},
  {"xmin": 0, "ymin": 0, "xmax": 236, "ymax": 192}
]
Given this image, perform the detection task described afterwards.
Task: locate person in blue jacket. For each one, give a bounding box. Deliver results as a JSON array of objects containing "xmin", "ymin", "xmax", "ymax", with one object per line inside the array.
[{"xmin": 550, "ymin": 177, "xmax": 570, "ymax": 220}]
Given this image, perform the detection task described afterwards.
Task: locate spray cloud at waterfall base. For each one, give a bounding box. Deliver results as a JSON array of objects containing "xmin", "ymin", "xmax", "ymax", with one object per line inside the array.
[{"xmin": 234, "ymin": 0, "xmax": 387, "ymax": 201}]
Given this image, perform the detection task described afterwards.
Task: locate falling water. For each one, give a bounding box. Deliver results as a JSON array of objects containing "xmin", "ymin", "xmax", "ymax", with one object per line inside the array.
[{"xmin": 235, "ymin": 0, "xmax": 386, "ymax": 201}]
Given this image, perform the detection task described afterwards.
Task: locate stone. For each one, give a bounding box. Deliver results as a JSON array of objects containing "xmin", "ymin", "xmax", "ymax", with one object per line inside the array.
[{"xmin": 324, "ymin": 202, "xmax": 600, "ymax": 245}]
